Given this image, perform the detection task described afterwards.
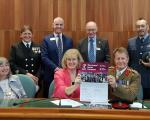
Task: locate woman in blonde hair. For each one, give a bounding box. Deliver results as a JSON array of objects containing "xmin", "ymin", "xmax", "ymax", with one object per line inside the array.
[
  {"xmin": 52, "ymin": 49, "xmax": 84, "ymax": 98},
  {"xmin": 0, "ymin": 57, "xmax": 26, "ymax": 99}
]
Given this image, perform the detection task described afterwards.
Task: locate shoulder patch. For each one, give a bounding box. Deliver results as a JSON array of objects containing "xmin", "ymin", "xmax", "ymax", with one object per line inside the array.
[
  {"xmin": 127, "ymin": 68, "xmax": 138, "ymax": 75},
  {"xmin": 109, "ymin": 66, "xmax": 115, "ymax": 69}
]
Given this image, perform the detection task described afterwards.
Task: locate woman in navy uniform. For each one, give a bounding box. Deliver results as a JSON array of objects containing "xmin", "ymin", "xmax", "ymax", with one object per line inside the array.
[{"xmin": 9, "ymin": 25, "xmax": 41, "ymax": 84}]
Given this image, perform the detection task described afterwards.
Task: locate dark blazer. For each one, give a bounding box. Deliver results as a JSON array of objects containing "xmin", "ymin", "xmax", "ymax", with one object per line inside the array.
[
  {"xmin": 41, "ymin": 33, "xmax": 73, "ymax": 97},
  {"xmin": 77, "ymin": 37, "xmax": 110, "ymax": 62},
  {"xmin": 127, "ymin": 35, "xmax": 150, "ymax": 88},
  {"xmin": 9, "ymin": 41, "xmax": 41, "ymax": 77}
]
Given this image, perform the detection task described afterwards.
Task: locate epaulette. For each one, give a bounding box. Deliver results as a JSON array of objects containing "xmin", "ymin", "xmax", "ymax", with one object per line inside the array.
[
  {"xmin": 127, "ymin": 68, "xmax": 138, "ymax": 74},
  {"xmin": 131, "ymin": 69, "xmax": 138, "ymax": 74}
]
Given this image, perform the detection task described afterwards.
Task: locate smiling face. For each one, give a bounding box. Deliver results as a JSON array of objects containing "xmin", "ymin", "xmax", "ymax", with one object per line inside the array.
[
  {"xmin": 136, "ymin": 19, "xmax": 149, "ymax": 37},
  {"xmin": 53, "ymin": 17, "xmax": 64, "ymax": 34},
  {"xmin": 61, "ymin": 49, "xmax": 84, "ymax": 69},
  {"xmin": 20, "ymin": 29, "xmax": 33, "ymax": 43},
  {"xmin": 86, "ymin": 21, "xmax": 97, "ymax": 38},
  {"xmin": 114, "ymin": 52, "xmax": 129, "ymax": 70},
  {"xmin": 66, "ymin": 55, "xmax": 79, "ymax": 70},
  {"xmin": 20, "ymin": 25, "xmax": 33, "ymax": 43},
  {"xmin": 0, "ymin": 58, "xmax": 10, "ymax": 79}
]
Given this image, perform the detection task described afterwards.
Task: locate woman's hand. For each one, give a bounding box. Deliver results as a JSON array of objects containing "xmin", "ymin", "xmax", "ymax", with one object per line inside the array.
[
  {"xmin": 74, "ymin": 74, "xmax": 81, "ymax": 85},
  {"xmin": 107, "ymin": 75, "xmax": 117, "ymax": 88},
  {"xmin": 26, "ymin": 73, "xmax": 39, "ymax": 84}
]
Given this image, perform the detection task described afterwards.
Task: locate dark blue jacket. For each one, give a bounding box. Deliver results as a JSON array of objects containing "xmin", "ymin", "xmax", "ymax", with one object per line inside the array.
[{"xmin": 127, "ymin": 35, "xmax": 150, "ymax": 88}]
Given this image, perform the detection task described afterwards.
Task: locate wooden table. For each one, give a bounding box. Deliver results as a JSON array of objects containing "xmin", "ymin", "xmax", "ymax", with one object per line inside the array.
[{"xmin": 0, "ymin": 107, "xmax": 150, "ymax": 120}]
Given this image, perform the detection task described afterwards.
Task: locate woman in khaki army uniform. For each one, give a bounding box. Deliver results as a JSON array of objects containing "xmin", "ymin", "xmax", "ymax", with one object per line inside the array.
[{"xmin": 107, "ymin": 47, "xmax": 140, "ymax": 101}]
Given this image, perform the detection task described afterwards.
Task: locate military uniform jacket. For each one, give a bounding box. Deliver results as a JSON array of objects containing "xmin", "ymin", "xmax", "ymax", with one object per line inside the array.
[
  {"xmin": 9, "ymin": 41, "xmax": 41, "ymax": 76},
  {"xmin": 127, "ymin": 35, "xmax": 150, "ymax": 88},
  {"xmin": 108, "ymin": 66, "xmax": 140, "ymax": 100}
]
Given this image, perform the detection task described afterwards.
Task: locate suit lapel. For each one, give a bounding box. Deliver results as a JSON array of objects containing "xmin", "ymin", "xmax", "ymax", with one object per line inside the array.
[
  {"xmin": 118, "ymin": 67, "xmax": 129, "ymax": 80},
  {"xmin": 118, "ymin": 72, "xmax": 126, "ymax": 80},
  {"xmin": 84, "ymin": 38, "xmax": 89, "ymax": 61},
  {"xmin": 20, "ymin": 42, "xmax": 30, "ymax": 57},
  {"xmin": 96, "ymin": 38, "xmax": 102, "ymax": 61},
  {"xmin": 62, "ymin": 34, "xmax": 66, "ymax": 53},
  {"xmin": 49, "ymin": 34, "xmax": 58, "ymax": 53}
]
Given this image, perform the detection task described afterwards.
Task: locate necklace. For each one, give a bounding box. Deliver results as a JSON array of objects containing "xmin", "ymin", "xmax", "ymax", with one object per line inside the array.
[{"xmin": 0, "ymin": 79, "xmax": 12, "ymax": 98}]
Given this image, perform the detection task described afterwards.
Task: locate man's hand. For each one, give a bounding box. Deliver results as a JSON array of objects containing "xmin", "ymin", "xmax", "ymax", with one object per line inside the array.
[
  {"xmin": 107, "ymin": 75, "xmax": 117, "ymax": 88},
  {"xmin": 54, "ymin": 67, "xmax": 61, "ymax": 72},
  {"xmin": 26, "ymin": 73, "xmax": 39, "ymax": 84},
  {"xmin": 141, "ymin": 59, "xmax": 150, "ymax": 67}
]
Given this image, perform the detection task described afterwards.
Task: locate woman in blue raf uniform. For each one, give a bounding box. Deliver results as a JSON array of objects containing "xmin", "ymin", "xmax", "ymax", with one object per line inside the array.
[{"xmin": 9, "ymin": 25, "xmax": 41, "ymax": 84}]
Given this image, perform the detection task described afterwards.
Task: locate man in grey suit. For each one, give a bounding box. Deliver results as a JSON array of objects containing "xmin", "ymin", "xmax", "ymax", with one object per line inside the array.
[
  {"xmin": 127, "ymin": 18, "xmax": 150, "ymax": 99},
  {"xmin": 77, "ymin": 21, "xmax": 110, "ymax": 63}
]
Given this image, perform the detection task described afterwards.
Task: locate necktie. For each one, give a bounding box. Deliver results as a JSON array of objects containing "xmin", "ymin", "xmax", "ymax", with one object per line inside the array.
[
  {"xmin": 57, "ymin": 34, "xmax": 63, "ymax": 66},
  {"xmin": 140, "ymin": 37, "xmax": 144, "ymax": 43},
  {"xmin": 26, "ymin": 43, "xmax": 30, "ymax": 49},
  {"xmin": 116, "ymin": 70, "xmax": 121, "ymax": 79},
  {"xmin": 88, "ymin": 38, "xmax": 95, "ymax": 62}
]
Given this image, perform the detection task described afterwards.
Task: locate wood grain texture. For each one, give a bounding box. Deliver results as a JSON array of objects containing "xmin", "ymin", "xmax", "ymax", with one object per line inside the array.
[
  {"xmin": 0, "ymin": 0, "xmax": 149, "ymax": 62},
  {"xmin": 0, "ymin": 107, "xmax": 150, "ymax": 120}
]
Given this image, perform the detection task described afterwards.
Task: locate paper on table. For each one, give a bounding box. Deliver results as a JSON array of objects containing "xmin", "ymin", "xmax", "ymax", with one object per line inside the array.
[
  {"xmin": 130, "ymin": 102, "xmax": 147, "ymax": 109},
  {"xmin": 50, "ymin": 99, "xmax": 83, "ymax": 107},
  {"xmin": 80, "ymin": 82, "xmax": 108, "ymax": 102}
]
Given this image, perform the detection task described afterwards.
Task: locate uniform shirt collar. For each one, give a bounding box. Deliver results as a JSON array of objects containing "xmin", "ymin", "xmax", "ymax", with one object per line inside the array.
[
  {"xmin": 22, "ymin": 41, "xmax": 32, "ymax": 47},
  {"xmin": 117, "ymin": 66, "xmax": 127, "ymax": 75},
  {"xmin": 139, "ymin": 33, "xmax": 149, "ymax": 40}
]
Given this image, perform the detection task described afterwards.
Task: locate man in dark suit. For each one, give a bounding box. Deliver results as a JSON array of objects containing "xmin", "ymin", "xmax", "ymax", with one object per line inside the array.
[
  {"xmin": 77, "ymin": 21, "xmax": 110, "ymax": 63},
  {"xmin": 127, "ymin": 18, "xmax": 150, "ymax": 99},
  {"xmin": 41, "ymin": 17, "xmax": 73, "ymax": 97}
]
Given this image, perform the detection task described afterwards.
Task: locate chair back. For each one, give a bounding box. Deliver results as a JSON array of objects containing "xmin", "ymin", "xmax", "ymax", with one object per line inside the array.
[
  {"xmin": 137, "ymin": 84, "xmax": 143, "ymax": 100},
  {"xmin": 17, "ymin": 74, "xmax": 36, "ymax": 98},
  {"xmin": 48, "ymin": 80, "xmax": 54, "ymax": 98}
]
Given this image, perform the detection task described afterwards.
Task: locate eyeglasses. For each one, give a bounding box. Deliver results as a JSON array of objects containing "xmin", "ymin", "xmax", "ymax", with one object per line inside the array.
[{"xmin": 86, "ymin": 29, "xmax": 96, "ymax": 32}]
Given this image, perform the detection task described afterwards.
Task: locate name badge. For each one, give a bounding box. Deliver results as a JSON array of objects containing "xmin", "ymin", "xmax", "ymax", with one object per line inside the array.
[
  {"xmin": 96, "ymin": 48, "xmax": 101, "ymax": 50},
  {"xmin": 50, "ymin": 38, "xmax": 56, "ymax": 41}
]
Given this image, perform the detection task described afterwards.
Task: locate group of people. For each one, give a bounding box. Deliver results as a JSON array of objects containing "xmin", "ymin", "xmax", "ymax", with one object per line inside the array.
[{"xmin": 0, "ymin": 17, "xmax": 149, "ymax": 101}]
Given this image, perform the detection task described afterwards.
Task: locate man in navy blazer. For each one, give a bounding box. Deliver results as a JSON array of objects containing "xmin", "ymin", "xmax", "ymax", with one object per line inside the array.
[
  {"xmin": 41, "ymin": 17, "xmax": 73, "ymax": 97},
  {"xmin": 127, "ymin": 18, "xmax": 150, "ymax": 99},
  {"xmin": 77, "ymin": 21, "xmax": 110, "ymax": 63}
]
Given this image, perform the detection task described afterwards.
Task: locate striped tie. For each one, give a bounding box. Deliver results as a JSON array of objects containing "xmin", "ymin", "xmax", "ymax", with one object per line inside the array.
[
  {"xmin": 89, "ymin": 38, "xmax": 95, "ymax": 62},
  {"xmin": 57, "ymin": 34, "xmax": 63, "ymax": 66}
]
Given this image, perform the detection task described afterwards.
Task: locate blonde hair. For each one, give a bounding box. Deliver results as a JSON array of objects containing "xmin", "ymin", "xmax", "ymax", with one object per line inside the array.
[
  {"xmin": 0, "ymin": 57, "xmax": 11, "ymax": 79},
  {"xmin": 20, "ymin": 25, "xmax": 33, "ymax": 33},
  {"xmin": 61, "ymin": 49, "xmax": 84, "ymax": 68},
  {"xmin": 113, "ymin": 47, "xmax": 129, "ymax": 58}
]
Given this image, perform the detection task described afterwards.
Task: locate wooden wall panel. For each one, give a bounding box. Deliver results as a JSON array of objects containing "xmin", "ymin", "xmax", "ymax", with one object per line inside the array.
[{"xmin": 0, "ymin": 0, "xmax": 150, "ymax": 62}]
